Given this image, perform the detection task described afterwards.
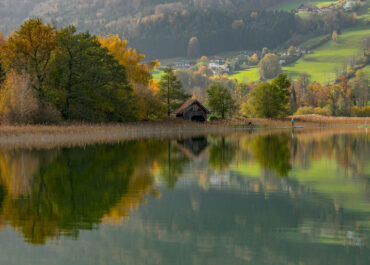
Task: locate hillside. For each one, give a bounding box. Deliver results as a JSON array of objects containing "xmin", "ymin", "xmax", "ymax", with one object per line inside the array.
[
  {"xmin": 283, "ymin": 26, "xmax": 370, "ymax": 83},
  {"xmin": 227, "ymin": 24, "xmax": 370, "ymax": 84},
  {"xmin": 0, "ymin": 0, "xmax": 318, "ymax": 59},
  {"xmin": 0, "ymin": 0, "xmax": 295, "ymax": 35}
]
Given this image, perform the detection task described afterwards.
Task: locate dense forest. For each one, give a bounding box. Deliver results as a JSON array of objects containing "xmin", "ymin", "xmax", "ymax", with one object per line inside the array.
[{"xmin": 0, "ymin": 0, "xmax": 356, "ymax": 59}]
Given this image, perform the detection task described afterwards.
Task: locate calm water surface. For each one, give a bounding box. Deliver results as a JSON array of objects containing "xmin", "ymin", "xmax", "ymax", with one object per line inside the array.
[{"xmin": 0, "ymin": 129, "xmax": 369, "ymax": 264}]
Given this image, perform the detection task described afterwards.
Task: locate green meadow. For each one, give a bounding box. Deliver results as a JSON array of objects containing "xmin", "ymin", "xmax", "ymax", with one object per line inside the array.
[
  {"xmin": 229, "ymin": 67, "xmax": 260, "ymax": 83},
  {"xmin": 270, "ymin": 0, "xmax": 336, "ymax": 11},
  {"xmin": 152, "ymin": 69, "xmax": 163, "ymax": 80},
  {"xmin": 283, "ymin": 26, "xmax": 370, "ymax": 83},
  {"xmin": 364, "ymin": 65, "xmax": 370, "ymax": 78}
]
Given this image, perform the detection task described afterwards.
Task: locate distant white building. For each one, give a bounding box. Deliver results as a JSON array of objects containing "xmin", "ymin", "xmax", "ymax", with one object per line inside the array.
[
  {"xmin": 343, "ymin": 1, "xmax": 357, "ymax": 10},
  {"xmin": 209, "ymin": 61, "xmax": 229, "ymax": 74},
  {"xmin": 211, "ymin": 57, "xmax": 226, "ymax": 65},
  {"xmin": 173, "ymin": 61, "xmax": 195, "ymax": 69},
  {"xmin": 279, "ymin": 59, "xmax": 286, "ymax": 65}
]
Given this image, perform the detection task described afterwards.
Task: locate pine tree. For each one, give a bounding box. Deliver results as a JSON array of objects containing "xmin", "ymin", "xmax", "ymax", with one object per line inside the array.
[{"xmin": 159, "ymin": 67, "xmax": 190, "ymax": 117}]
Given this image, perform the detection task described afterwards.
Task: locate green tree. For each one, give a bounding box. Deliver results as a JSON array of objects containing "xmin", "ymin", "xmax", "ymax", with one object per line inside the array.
[
  {"xmin": 48, "ymin": 26, "xmax": 136, "ymax": 122},
  {"xmin": 206, "ymin": 83, "xmax": 236, "ymax": 119},
  {"xmin": 258, "ymin": 53, "xmax": 282, "ymax": 80},
  {"xmin": 248, "ymin": 74, "xmax": 291, "ymax": 118},
  {"xmin": 159, "ymin": 67, "xmax": 190, "ymax": 117}
]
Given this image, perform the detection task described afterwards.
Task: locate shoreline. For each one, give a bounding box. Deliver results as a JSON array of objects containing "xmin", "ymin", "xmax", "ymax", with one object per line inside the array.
[{"xmin": 0, "ymin": 115, "xmax": 368, "ymax": 149}]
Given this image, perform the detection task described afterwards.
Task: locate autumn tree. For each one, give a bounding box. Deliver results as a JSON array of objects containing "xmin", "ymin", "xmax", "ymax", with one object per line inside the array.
[
  {"xmin": 304, "ymin": 82, "xmax": 326, "ymax": 107},
  {"xmin": 0, "ymin": 32, "xmax": 4, "ymax": 83},
  {"xmin": 297, "ymin": 72, "xmax": 311, "ymax": 90},
  {"xmin": 159, "ymin": 67, "xmax": 190, "ymax": 117},
  {"xmin": 234, "ymin": 82, "xmax": 251, "ymax": 114},
  {"xmin": 325, "ymin": 84, "xmax": 341, "ymax": 116},
  {"xmin": 248, "ymin": 74, "xmax": 290, "ymax": 118},
  {"xmin": 0, "ymin": 71, "xmax": 38, "ymax": 124},
  {"xmin": 206, "ymin": 83, "xmax": 236, "ymax": 119},
  {"xmin": 97, "ymin": 35, "xmax": 159, "ymax": 88},
  {"xmin": 258, "ymin": 53, "xmax": 282, "ymax": 80},
  {"xmin": 0, "ymin": 18, "xmax": 57, "ymax": 102},
  {"xmin": 351, "ymin": 70, "xmax": 369, "ymax": 107},
  {"xmin": 187, "ymin": 36, "xmax": 200, "ymax": 58},
  {"xmin": 332, "ymin": 30, "xmax": 338, "ymax": 41},
  {"xmin": 97, "ymin": 34, "xmax": 164, "ymax": 120},
  {"xmin": 248, "ymin": 53, "xmax": 259, "ymax": 65},
  {"xmin": 287, "ymin": 46, "xmax": 296, "ymax": 56}
]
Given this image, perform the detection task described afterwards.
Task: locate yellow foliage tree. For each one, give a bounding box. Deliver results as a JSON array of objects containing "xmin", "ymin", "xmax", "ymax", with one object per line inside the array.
[
  {"xmin": 97, "ymin": 35, "xmax": 164, "ymax": 120},
  {"xmin": 97, "ymin": 35, "xmax": 159, "ymax": 88},
  {"xmin": 0, "ymin": 19, "xmax": 57, "ymax": 97}
]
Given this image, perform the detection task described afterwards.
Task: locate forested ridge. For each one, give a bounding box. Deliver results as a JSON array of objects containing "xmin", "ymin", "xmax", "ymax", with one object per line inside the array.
[{"xmin": 0, "ymin": 0, "xmax": 322, "ymax": 59}]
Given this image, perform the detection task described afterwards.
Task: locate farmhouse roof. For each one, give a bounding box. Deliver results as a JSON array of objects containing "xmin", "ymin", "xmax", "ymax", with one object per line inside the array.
[{"xmin": 174, "ymin": 99, "xmax": 210, "ymax": 115}]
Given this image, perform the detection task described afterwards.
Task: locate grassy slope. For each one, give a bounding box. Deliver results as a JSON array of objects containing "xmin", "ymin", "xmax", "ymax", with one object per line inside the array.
[
  {"xmin": 364, "ymin": 65, "xmax": 370, "ymax": 78},
  {"xmin": 283, "ymin": 25, "xmax": 370, "ymax": 83},
  {"xmin": 229, "ymin": 25, "xmax": 370, "ymax": 84},
  {"xmin": 229, "ymin": 67, "xmax": 260, "ymax": 83},
  {"xmin": 270, "ymin": 0, "xmax": 336, "ymax": 11}
]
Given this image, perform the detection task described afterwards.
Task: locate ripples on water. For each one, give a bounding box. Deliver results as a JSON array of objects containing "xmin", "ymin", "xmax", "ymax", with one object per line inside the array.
[{"xmin": 0, "ymin": 129, "xmax": 369, "ymax": 264}]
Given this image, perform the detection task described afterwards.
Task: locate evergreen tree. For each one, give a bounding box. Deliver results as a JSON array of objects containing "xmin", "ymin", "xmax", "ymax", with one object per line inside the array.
[{"xmin": 159, "ymin": 67, "xmax": 190, "ymax": 117}]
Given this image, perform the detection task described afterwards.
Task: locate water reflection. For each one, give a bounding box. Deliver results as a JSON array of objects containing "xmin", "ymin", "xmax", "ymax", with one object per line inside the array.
[
  {"xmin": 0, "ymin": 130, "xmax": 368, "ymax": 264},
  {"xmin": 0, "ymin": 142, "xmax": 164, "ymax": 244}
]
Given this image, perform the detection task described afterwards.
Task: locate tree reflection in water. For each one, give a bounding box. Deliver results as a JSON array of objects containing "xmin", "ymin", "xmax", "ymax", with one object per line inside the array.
[{"xmin": 0, "ymin": 130, "xmax": 367, "ymax": 265}]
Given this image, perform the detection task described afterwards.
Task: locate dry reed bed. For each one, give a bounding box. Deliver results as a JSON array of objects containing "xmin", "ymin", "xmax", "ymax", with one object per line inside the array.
[
  {"xmin": 222, "ymin": 115, "xmax": 369, "ymax": 127},
  {"xmin": 0, "ymin": 116, "xmax": 367, "ymax": 149},
  {"xmin": 0, "ymin": 122, "xmax": 235, "ymax": 149}
]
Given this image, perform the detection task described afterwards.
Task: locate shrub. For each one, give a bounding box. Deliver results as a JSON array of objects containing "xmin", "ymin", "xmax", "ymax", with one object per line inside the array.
[
  {"xmin": 351, "ymin": 106, "xmax": 370, "ymax": 117},
  {"xmin": 33, "ymin": 104, "xmax": 62, "ymax": 124},
  {"xmin": 294, "ymin": 106, "xmax": 314, "ymax": 115},
  {"xmin": 314, "ymin": 107, "xmax": 331, "ymax": 116},
  {"xmin": 208, "ymin": 115, "xmax": 219, "ymax": 121}
]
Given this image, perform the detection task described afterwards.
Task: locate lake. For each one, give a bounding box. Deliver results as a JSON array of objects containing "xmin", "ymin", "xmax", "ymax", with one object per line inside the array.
[{"xmin": 0, "ymin": 128, "xmax": 369, "ymax": 265}]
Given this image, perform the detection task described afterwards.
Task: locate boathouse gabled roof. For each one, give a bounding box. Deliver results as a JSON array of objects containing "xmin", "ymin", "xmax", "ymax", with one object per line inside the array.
[{"xmin": 174, "ymin": 99, "xmax": 210, "ymax": 115}]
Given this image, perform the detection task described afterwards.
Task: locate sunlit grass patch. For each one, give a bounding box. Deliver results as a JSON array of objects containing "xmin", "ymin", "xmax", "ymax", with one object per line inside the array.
[
  {"xmin": 152, "ymin": 69, "xmax": 163, "ymax": 80},
  {"xmin": 270, "ymin": 0, "xmax": 336, "ymax": 11},
  {"xmin": 229, "ymin": 67, "xmax": 260, "ymax": 83}
]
